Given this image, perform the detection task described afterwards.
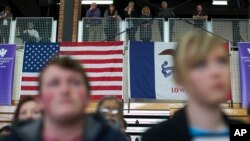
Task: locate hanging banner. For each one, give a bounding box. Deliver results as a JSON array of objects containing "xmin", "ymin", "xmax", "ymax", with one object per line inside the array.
[
  {"xmin": 0, "ymin": 44, "xmax": 16, "ymax": 105},
  {"xmin": 238, "ymin": 43, "xmax": 250, "ymax": 108}
]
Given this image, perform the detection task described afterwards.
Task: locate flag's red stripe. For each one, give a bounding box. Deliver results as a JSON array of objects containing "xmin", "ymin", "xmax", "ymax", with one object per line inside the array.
[
  {"xmin": 85, "ymin": 68, "xmax": 122, "ymax": 72},
  {"xmin": 77, "ymin": 59, "xmax": 123, "ymax": 64},
  {"xmin": 90, "ymin": 95, "xmax": 122, "ymax": 100},
  {"xmin": 21, "ymin": 86, "xmax": 38, "ymax": 90},
  {"xmin": 21, "ymin": 86, "xmax": 122, "ymax": 91},
  {"xmin": 60, "ymin": 42, "xmax": 123, "ymax": 47},
  {"xmin": 90, "ymin": 86, "xmax": 122, "ymax": 90},
  {"xmin": 22, "ymin": 77, "xmax": 39, "ymax": 81},
  {"xmin": 22, "ymin": 77, "xmax": 123, "ymax": 82},
  {"xmin": 88, "ymin": 77, "xmax": 122, "ymax": 81},
  {"xmin": 21, "ymin": 95, "xmax": 122, "ymax": 101},
  {"xmin": 60, "ymin": 50, "xmax": 123, "ymax": 55}
]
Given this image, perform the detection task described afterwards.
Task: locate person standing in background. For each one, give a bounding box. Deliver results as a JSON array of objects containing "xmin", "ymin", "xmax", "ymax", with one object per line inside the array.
[
  {"xmin": 192, "ymin": 4, "xmax": 208, "ymax": 20},
  {"xmin": 124, "ymin": 1, "xmax": 138, "ymax": 41},
  {"xmin": 21, "ymin": 22, "xmax": 40, "ymax": 42},
  {"xmin": 193, "ymin": 4, "xmax": 208, "ymax": 28},
  {"xmin": 0, "ymin": 6, "xmax": 13, "ymax": 43},
  {"xmin": 140, "ymin": 6, "xmax": 153, "ymax": 42},
  {"xmin": 104, "ymin": 4, "xmax": 120, "ymax": 41},
  {"xmin": 158, "ymin": 1, "xmax": 175, "ymax": 41},
  {"xmin": 86, "ymin": 2, "xmax": 102, "ymax": 41}
]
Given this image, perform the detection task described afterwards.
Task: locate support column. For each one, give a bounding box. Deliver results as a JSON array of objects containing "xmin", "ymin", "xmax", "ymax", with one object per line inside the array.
[{"xmin": 57, "ymin": 0, "xmax": 81, "ymax": 42}]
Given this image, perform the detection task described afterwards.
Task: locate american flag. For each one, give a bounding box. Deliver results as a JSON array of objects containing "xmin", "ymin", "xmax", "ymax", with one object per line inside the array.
[
  {"xmin": 20, "ymin": 42, "xmax": 123, "ymax": 100},
  {"xmin": 20, "ymin": 43, "xmax": 59, "ymax": 96},
  {"xmin": 60, "ymin": 42, "xmax": 123, "ymax": 100}
]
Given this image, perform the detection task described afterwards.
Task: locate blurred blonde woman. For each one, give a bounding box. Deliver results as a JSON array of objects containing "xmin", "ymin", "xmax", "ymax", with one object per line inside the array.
[
  {"xmin": 140, "ymin": 6, "xmax": 152, "ymax": 42},
  {"xmin": 142, "ymin": 31, "xmax": 242, "ymax": 141}
]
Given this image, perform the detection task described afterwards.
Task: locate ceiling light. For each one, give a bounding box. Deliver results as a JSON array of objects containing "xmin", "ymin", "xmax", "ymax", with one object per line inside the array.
[
  {"xmin": 213, "ymin": 0, "xmax": 228, "ymax": 5},
  {"xmin": 82, "ymin": 1, "xmax": 113, "ymax": 5}
]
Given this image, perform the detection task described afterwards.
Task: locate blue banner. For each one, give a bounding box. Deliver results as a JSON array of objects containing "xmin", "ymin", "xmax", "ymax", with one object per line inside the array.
[
  {"xmin": 238, "ymin": 43, "xmax": 250, "ymax": 108},
  {"xmin": 0, "ymin": 44, "xmax": 16, "ymax": 105}
]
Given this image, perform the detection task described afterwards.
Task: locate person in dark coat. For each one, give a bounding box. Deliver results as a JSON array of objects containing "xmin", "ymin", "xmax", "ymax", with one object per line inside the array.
[
  {"xmin": 2, "ymin": 57, "xmax": 126, "ymax": 141},
  {"xmin": 158, "ymin": 1, "xmax": 175, "ymax": 41},
  {"xmin": 124, "ymin": 1, "xmax": 138, "ymax": 41},
  {"xmin": 0, "ymin": 6, "xmax": 12, "ymax": 43},
  {"xmin": 139, "ymin": 6, "xmax": 153, "ymax": 42},
  {"xmin": 104, "ymin": 4, "xmax": 120, "ymax": 41},
  {"xmin": 142, "ymin": 31, "xmax": 243, "ymax": 141}
]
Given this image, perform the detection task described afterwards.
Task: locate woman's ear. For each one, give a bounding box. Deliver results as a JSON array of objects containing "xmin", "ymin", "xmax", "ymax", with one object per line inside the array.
[{"xmin": 36, "ymin": 95, "xmax": 44, "ymax": 111}]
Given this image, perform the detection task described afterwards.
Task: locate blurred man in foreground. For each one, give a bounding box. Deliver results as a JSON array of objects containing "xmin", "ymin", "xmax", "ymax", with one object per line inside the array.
[{"xmin": 3, "ymin": 57, "xmax": 125, "ymax": 141}]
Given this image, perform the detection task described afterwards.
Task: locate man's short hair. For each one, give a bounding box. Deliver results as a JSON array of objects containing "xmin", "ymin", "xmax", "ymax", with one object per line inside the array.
[{"xmin": 38, "ymin": 56, "xmax": 90, "ymax": 95}]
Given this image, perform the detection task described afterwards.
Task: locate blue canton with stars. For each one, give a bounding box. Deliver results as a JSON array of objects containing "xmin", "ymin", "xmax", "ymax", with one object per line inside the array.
[{"xmin": 23, "ymin": 43, "xmax": 59, "ymax": 72}]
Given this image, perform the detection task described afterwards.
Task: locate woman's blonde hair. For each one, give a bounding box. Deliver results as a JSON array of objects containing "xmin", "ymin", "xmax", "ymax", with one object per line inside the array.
[
  {"xmin": 174, "ymin": 31, "xmax": 223, "ymax": 84},
  {"xmin": 142, "ymin": 6, "xmax": 150, "ymax": 15}
]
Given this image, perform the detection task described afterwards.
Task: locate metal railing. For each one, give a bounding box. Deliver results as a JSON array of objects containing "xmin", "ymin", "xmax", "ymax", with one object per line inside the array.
[
  {"xmin": 169, "ymin": 18, "xmax": 208, "ymax": 42},
  {"xmin": 0, "ymin": 18, "xmax": 12, "ymax": 44},
  {"xmin": 15, "ymin": 17, "xmax": 54, "ymax": 46},
  {"xmin": 82, "ymin": 18, "xmax": 121, "ymax": 41},
  {"xmin": 125, "ymin": 18, "xmax": 164, "ymax": 43},
  {"xmin": 212, "ymin": 19, "xmax": 250, "ymax": 47}
]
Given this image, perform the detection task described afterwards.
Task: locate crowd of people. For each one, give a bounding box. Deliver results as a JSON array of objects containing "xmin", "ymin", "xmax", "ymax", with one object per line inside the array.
[
  {"xmin": 83, "ymin": 1, "xmax": 208, "ymax": 42},
  {"xmin": 1, "ymin": 30, "xmax": 250, "ymax": 141},
  {"xmin": 0, "ymin": 1, "xmax": 209, "ymax": 43}
]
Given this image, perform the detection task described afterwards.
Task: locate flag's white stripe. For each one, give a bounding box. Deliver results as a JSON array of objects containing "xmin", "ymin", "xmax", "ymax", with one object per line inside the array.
[
  {"xmin": 20, "ymin": 91, "xmax": 39, "ymax": 95},
  {"xmin": 61, "ymin": 55, "xmax": 123, "ymax": 60},
  {"xmin": 21, "ymin": 81, "xmax": 122, "ymax": 86},
  {"xmin": 82, "ymin": 63, "xmax": 123, "ymax": 68},
  {"xmin": 20, "ymin": 90, "xmax": 122, "ymax": 95},
  {"xmin": 60, "ymin": 47, "xmax": 123, "ymax": 51},
  {"xmin": 22, "ymin": 71, "xmax": 123, "ymax": 78},
  {"xmin": 22, "ymin": 73, "xmax": 40, "ymax": 77}
]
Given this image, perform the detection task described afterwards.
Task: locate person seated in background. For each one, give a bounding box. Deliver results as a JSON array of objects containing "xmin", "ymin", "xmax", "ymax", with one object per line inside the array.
[
  {"xmin": 21, "ymin": 22, "xmax": 40, "ymax": 43},
  {"xmin": 120, "ymin": 118, "xmax": 127, "ymax": 133},
  {"xmin": 2, "ymin": 57, "xmax": 125, "ymax": 141},
  {"xmin": 248, "ymin": 103, "xmax": 250, "ymax": 124},
  {"xmin": 192, "ymin": 4, "xmax": 208, "ymax": 28},
  {"xmin": 140, "ymin": 6, "xmax": 153, "ymax": 42},
  {"xmin": 124, "ymin": 1, "xmax": 138, "ymax": 41},
  {"xmin": 158, "ymin": 1, "xmax": 175, "ymax": 41},
  {"xmin": 97, "ymin": 96, "xmax": 124, "ymax": 129},
  {"xmin": 142, "ymin": 31, "xmax": 242, "ymax": 141},
  {"xmin": 0, "ymin": 125, "xmax": 11, "ymax": 136},
  {"xmin": 104, "ymin": 4, "xmax": 120, "ymax": 41},
  {"xmin": 86, "ymin": 2, "xmax": 102, "ymax": 41},
  {"xmin": 0, "ymin": 6, "xmax": 13, "ymax": 43},
  {"xmin": 120, "ymin": 119, "xmax": 132, "ymax": 141},
  {"xmin": 13, "ymin": 96, "xmax": 42, "ymax": 121},
  {"xmin": 124, "ymin": 134, "xmax": 131, "ymax": 141}
]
